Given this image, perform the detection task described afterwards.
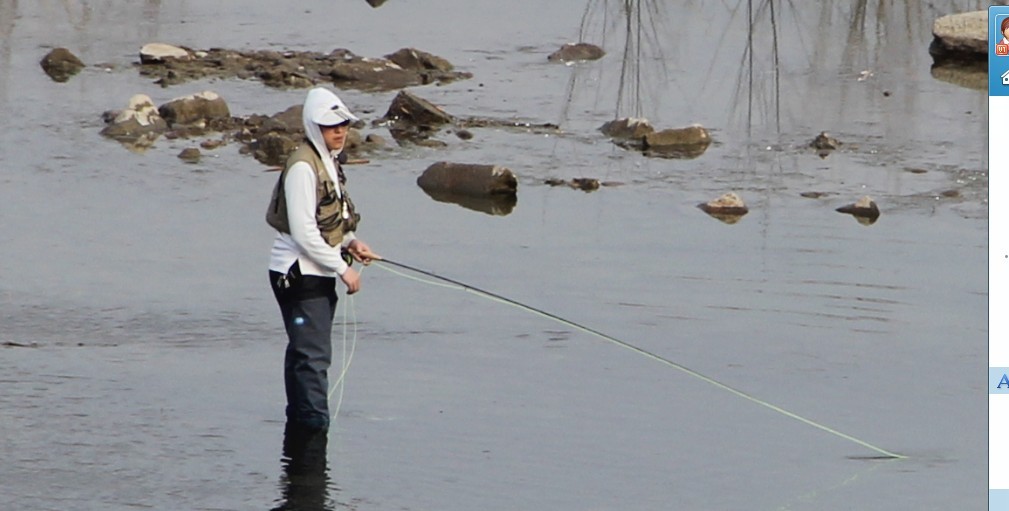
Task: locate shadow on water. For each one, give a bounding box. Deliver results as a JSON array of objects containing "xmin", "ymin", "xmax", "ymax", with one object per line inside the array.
[{"xmin": 271, "ymin": 423, "xmax": 335, "ymax": 511}]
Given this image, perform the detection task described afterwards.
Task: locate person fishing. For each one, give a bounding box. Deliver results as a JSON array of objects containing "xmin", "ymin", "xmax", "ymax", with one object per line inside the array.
[{"xmin": 266, "ymin": 86, "xmax": 379, "ymax": 433}]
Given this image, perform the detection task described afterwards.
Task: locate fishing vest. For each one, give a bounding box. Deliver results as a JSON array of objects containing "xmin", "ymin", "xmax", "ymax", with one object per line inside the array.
[{"xmin": 265, "ymin": 143, "xmax": 360, "ymax": 247}]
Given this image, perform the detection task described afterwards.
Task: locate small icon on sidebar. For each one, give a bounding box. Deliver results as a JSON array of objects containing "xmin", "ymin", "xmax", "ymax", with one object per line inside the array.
[
  {"xmin": 1000, "ymin": 16, "xmax": 1009, "ymax": 55},
  {"xmin": 1002, "ymin": 69, "xmax": 1009, "ymax": 86}
]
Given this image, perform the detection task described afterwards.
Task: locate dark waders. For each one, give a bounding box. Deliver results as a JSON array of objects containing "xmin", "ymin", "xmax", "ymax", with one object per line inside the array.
[{"xmin": 270, "ymin": 261, "xmax": 337, "ymax": 431}]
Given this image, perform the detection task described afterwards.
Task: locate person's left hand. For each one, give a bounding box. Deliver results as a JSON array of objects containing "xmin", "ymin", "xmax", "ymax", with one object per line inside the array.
[{"xmin": 347, "ymin": 239, "xmax": 380, "ymax": 265}]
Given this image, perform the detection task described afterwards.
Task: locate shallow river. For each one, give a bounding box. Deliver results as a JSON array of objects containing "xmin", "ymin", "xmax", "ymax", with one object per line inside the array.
[{"xmin": 0, "ymin": 1, "xmax": 988, "ymax": 510}]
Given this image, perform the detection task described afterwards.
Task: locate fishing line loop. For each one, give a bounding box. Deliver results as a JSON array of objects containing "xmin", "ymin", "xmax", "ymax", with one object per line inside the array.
[{"xmin": 372, "ymin": 258, "xmax": 905, "ymax": 460}]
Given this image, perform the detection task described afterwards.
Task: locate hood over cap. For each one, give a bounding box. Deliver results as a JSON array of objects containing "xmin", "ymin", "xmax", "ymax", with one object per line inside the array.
[{"xmin": 301, "ymin": 87, "xmax": 358, "ymax": 197}]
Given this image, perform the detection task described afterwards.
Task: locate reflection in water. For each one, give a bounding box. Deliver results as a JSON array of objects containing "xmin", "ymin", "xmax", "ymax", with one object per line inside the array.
[
  {"xmin": 420, "ymin": 188, "xmax": 517, "ymax": 216},
  {"xmin": 271, "ymin": 423, "xmax": 334, "ymax": 511},
  {"xmin": 563, "ymin": 0, "xmax": 670, "ymax": 122},
  {"xmin": 564, "ymin": 0, "xmax": 990, "ymax": 137},
  {"xmin": 0, "ymin": 0, "xmax": 16, "ymax": 102}
]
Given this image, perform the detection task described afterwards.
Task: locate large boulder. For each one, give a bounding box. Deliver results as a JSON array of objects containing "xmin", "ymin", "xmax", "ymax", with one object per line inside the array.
[
  {"xmin": 40, "ymin": 47, "xmax": 85, "ymax": 83},
  {"xmin": 930, "ymin": 11, "xmax": 986, "ymax": 61},
  {"xmin": 158, "ymin": 91, "xmax": 231, "ymax": 127},
  {"xmin": 417, "ymin": 162, "xmax": 517, "ymax": 197}
]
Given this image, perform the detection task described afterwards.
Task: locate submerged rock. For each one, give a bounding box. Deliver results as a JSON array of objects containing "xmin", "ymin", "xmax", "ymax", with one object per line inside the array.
[
  {"xmin": 698, "ymin": 192, "xmax": 748, "ymax": 224},
  {"xmin": 40, "ymin": 47, "xmax": 85, "ymax": 82},
  {"xmin": 836, "ymin": 196, "xmax": 880, "ymax": 225},
  {"xmin": 810, "ymin": 131, "xmax": 840, "ymax": 150},
  {"xmin": 810, "ymin": 131, "xmax": 841, "ymax": 157},
  {"xmin": 800, "ymin": 191, "xmax": 831, "ymax": 199},
  {"xmin": 545, "ymin": 178, "xmax": 601, "ymax": 192},
  {"xmin": 417, "ymin": 162, "xmax": 518, "ymax": 197},
  {"xmin": 366, "ymin": 0, "xmax": 388, "ymax": 6},
  {"xmin": 548, "ymin": 43, "xmax": 605, "ymax": 62},
  {"xmin": 178, "ymin": 148, "xmax": 201, "ymax": 163}
]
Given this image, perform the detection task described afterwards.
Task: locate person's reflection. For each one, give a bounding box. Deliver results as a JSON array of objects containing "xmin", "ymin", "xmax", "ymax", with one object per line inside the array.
[{"xmin": 271, "ymin": 422, "xmax": 332, "ymax": 511}]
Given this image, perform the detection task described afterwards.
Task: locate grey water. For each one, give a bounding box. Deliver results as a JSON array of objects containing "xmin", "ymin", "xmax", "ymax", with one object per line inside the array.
[{"xmin": 0, "ymin": 1, "xmax": 986, "ymax": 510}]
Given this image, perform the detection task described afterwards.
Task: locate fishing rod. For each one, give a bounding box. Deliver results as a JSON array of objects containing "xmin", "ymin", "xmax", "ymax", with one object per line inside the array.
[{"xmin": 372, "ymin": 257, "xmax": 904, "ymax": 460}]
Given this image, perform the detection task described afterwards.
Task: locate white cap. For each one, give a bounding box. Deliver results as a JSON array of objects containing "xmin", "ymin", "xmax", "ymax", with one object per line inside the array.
[{"xmin": 311, "ymin": 94, "xmax": 359, "ymax": 126}]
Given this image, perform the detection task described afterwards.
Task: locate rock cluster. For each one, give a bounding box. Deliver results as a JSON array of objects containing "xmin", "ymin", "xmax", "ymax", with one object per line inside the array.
[
  {"xmin": 600, "ymin": 117, "xmax": 711, "ymax": 159},
  {"xmin": 100, "ymin": 94, "xmax": 170, "ymax": 149},
  {"xmin": 135, "ymin": 43, "xmax": 471, "ymax": 91}
]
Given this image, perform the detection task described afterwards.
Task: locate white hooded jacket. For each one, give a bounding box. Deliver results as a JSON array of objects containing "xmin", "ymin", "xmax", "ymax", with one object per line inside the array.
[{"xmin": 268, "ymin": 88, "xmax": 359, "ymax": 277}]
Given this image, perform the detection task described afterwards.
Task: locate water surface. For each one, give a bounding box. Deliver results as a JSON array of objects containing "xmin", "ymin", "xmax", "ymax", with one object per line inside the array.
[{"xmin": 0, "ymin": 1, "xmax": 986, "ymax": 510}]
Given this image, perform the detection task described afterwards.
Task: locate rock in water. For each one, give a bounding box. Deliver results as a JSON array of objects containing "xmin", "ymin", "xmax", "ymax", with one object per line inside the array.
[
  {"xmin": 384, "ymin": 90, "xmax": 454, "ymax": 126},
  {"xmin": 642, "ymin": 125, "xmax": 711, "ymax": 158},
  {"xmin": 140, "ymin": 43, "xmax": 191, "ymax": 63},
  {"xmin": 698, "ymin": 192, "xmax": 748, "ymax": 224},
  {"xmin": 100, "ymin": 94, "xmax": 169, "ymax": 144},
  {"xmin": 40, "ymin": 48, "xmax": 85, "ymax": 82},
  {"xmin": 417, "ymin": 162, "xmax": 517, "ymax": 197},
  {"xmin": 810, "ymin": 131, "xmax": 840, "ymax": 150},
  {"xmin": 158, "ymin": 91, "xmax": 231, "ymax": 127},
  {"xmin": 548, "ymin": 43, "xmax": 605, "ymax": 62},
  {"xmin": 836, "ymin": 196, "xmax": 880, "ymax": 224},
  {"xmin": 178, "ymin": 148, "xmax": 201, "ymax": 163},
  {"xmin": 599, "ymin": 118, "xmax": 654, "ymax": 140},
  {"xmin": 930, "ymin": 11, "xmax": 986, "ymax": 61}
]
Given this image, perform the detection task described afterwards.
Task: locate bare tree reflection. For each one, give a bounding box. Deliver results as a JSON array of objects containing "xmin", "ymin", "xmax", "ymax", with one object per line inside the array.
[
  {"xmin": 565, "ymin": 0, "xmax": 989, "ymax": 138},
  {"xmin": 567, "ymin": 0, "xmax": 670, "ymax": 121},
  {"xmin": 0, "ymin": 0, "xmax": 16, "ymax": 102}
]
